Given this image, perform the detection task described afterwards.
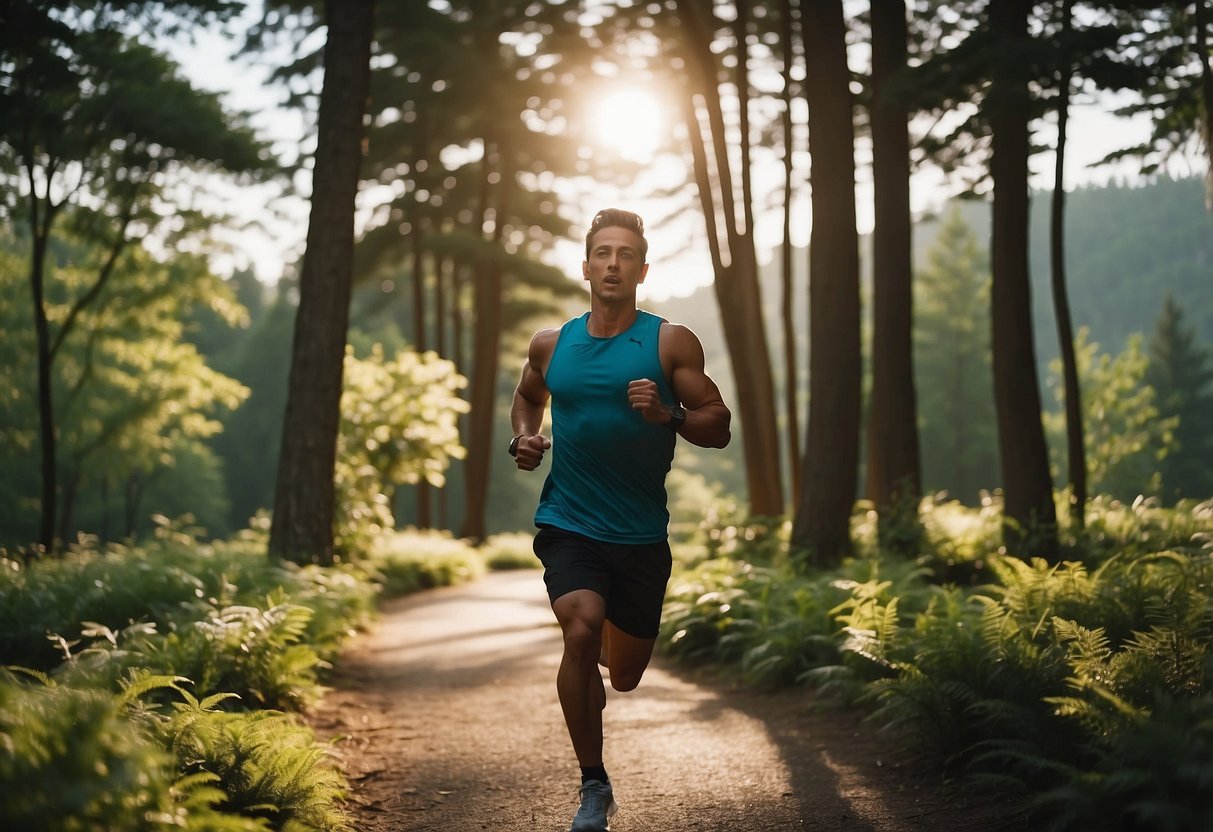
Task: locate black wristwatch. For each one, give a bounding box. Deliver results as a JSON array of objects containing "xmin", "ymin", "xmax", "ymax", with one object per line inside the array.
[
  {"xmin": 666, "ymin": 405, "xmax": 687, "ymax": 431},
  {"xmin": 508, "ymin": 434, "xmax": 524, "ymax": 457}
]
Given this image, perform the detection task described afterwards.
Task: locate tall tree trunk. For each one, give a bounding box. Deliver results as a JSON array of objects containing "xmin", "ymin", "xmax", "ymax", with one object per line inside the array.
[
  {"xmin": 412, "ymin": 219, "xmax": 431, "ymax": 528},
  {"xmin": 780, "ymin": 0, "xmax": 803, "ymax": 507},
  {"xmin": 124, "ymin": 471, "xmax": 143, "ymax": 540},
  {"xmin": 866, "ymin": 0, "xmax": 922, "ymax": 551},
  {"xmin": 57, "ymin": 465, "xmax": 80, "ymax": 548},
  {"xmin": 435, "ymin": 255, "xmax": 449, "ymax": 359},
  {"xmin": 451, "ymin": 257, "xmax": 469, "ymax": 533},
  {"xmin": 791, "ymin": 0, "xmax": 862, "ymax": 565},
  {"xmin": 1196, "ymin": 0, "xmax": 1213, "ymax": 206},
  {"xmin": 988, "ymin": 0, "xmax": 1059, "ymax": 558},
  {"xmin": 435, "ymin": 254, "xmax": 450, "ymax": 530},
  {"xmin": 29, "ymin": 197, "xmax": 58, "ymax": 552},
  {"xmin": 269, "ymin": 0, "xmax": 374, "ymax": 564},
  {"xmin": 460, "ymin": 140, "xmax": 511, "ymax": 543},
  {"xmin": 675, "ymin": 0, "xmax": 785, "ymax": 518},
  {"xmin": 1051, "ymin": 0, "xmax": 1085, "ymax": 531}
]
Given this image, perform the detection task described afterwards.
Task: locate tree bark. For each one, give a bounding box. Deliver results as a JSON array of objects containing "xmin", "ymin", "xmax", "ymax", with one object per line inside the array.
[
  {"xmin": 866, "ymin": 0, "xmax": 922, "ymax": 551},
  {"xmin": 988, "ymin": 0, "xmax": 1058, "ymax": 558},
  {"xmin": 1195, "ymin": 0, "xmax": 1213, "ymax": 205},
  {"xmin": 780, "ymin": 0, "xmax": 803, "ymax": 507},
  {"xmin": 29, "ymin": 191, "xmax": 58, "ymax": 552},
  {"xmin": 412, "ymin": 218, "xmax": 431, "ymax": 528},
  {"xmin": 269, "ymin": 0, "xmax": 374, "ymax": 564},
  {"xmin": 1051, "ymin": 0, "xmax": 1085, "ymax": 531},
  {"xmin": 675, "ymin": 0, "xmax": 784, "ymax": 519},
  {"xmin": 791, "ymin": 0, "xmax": 862, "ymax": 565},
  {"xmin": 459, "ymin": 139, "xmax": 510, "ymax": 543}
]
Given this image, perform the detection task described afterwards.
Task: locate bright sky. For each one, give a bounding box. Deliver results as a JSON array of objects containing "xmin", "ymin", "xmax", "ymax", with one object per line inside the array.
[{"xmin": 171, "ymin": 12, "xmax": 1188, "ymax": 304}]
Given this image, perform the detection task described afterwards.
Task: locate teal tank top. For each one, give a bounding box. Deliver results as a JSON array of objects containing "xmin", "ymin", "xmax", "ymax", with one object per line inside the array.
[{"xmin": 534, "ymin": 310, "xmax": 677, "ymax": 543}]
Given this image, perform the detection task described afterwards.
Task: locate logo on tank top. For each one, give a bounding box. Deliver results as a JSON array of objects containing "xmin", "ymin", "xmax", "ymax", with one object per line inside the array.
[{"xmin": 628, "ymin": 337, "xmax": 644, "ymax": 348}]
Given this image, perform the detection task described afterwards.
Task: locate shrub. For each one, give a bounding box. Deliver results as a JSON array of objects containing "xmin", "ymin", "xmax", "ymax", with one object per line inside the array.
[
  {"xmin": 369, "ymin": 528, "xmax": 484, "ymax": 598},
  {"xmin": 0, "ymin": 670, "xmax": 177, "ymax": 831},
  {"xmin": 481, "ymin": 532, "xmax": 540, "ymax": 570}
]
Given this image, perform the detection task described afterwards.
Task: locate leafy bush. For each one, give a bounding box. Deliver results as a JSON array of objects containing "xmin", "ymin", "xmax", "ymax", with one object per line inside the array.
[
  {"xmin": 662, "ymin": 496, "xmax": 1213, "ymax": 827},
  {"xmin": 369, "ymin": 528, "xmax": 485, "ymax": 598},
  {"xmin": 0, "ymin": 527, "xmax": 377, "ymax": 830},
  {"xmin": 0, "ymin": 670, "xmax": 177, "ymax": 831},
  {"xmin": 160, "ymin": 688, "xmax": 350, "ymax": 832},
  {"xmin": 0, "ymin": 530, "xmax": 375, "ymax": 674},
  {"xmin": 0, "ymin": 669, "xmax": 352, "ymax": 832},
  {"xmin": 480, "ymin": 531, "xmax": 540, "ymax": 570},
  {"xmin": 57, "ymin": 597, "xmax": 326, "ymax": 711},
  {"xmin": 335, "ymin": 346, "xmax": 468, "ymax": 555},
  {"xmin": 661, "ymin": 558, "xmax": 842, "ymax": 688}
]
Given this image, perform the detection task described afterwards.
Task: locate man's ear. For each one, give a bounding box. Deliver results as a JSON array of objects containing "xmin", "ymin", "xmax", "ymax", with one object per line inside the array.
[
  {"xmin": 582, "ymin": 261, "xmax": 590, "ymax": 281},
  {"xmin": 638, "ymin": 263, "xmax": 650, "ymax": 284}
]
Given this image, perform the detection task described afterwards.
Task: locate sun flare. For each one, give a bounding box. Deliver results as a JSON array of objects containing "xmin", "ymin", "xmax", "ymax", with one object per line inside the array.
[{"xmin": 588, "ymin": 88, "xmax": 665, "ymax": 162}]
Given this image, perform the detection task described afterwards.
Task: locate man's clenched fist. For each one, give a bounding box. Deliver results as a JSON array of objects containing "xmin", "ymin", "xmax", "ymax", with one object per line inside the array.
[{"xmin": 514, "ymin": 434, "xmax": 552, "ymax": 471}]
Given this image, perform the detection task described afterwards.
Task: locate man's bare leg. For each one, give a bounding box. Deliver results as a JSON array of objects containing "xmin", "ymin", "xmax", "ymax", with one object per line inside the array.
[
  {"xmin": 600, "ymin": 620, "xmax": 657, "ymax": 692},
  {"xmin": 552, "ymin": 594, "xmax": 657, "ymax": 831},
  {"xmin": 552, "ymin": 590, "xmax": 608, "ymax": 767}
]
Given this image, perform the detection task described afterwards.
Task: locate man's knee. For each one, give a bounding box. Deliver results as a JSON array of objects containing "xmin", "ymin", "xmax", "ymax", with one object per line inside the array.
[
  {"xmin": 563, "ymin": 617, "xmax": 601, "ymax": 654},
  {"xmin": 609, "ymin": 669, "xmax": 644, "ymax": 692}
]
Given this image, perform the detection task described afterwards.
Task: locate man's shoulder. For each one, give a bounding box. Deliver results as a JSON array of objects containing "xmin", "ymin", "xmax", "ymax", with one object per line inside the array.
[
  {"xmin": 529, "ymin": 315, "xmax": 582, "ymax": 360},
  {"xmin": 530, "ymin": 326, "xmax": 559, "ymax": 352},
  {"xmin": 656, "ymin": 319, "xmax": 699, "ymax": 342}
]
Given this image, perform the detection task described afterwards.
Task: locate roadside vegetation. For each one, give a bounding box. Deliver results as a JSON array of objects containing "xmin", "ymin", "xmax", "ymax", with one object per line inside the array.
[
  {"xmin": 0, "ymin": 522, "xmax": 526, "ymax": 831},
  {"xmin": 660, "ymin": 494, "xmax": 1213, "ymax": 831}
]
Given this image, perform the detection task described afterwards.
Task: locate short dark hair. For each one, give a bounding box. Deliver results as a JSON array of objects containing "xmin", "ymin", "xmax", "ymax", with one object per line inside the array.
[{"xmin": 585, "ymin": 208, "xmax": 648, "ymax": 262}]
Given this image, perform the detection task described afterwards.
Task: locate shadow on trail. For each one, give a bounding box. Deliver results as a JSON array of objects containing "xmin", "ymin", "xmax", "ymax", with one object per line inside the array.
[{"xmin": 312, "ymin": 571, "xmax": 1024, "ymax": 832}]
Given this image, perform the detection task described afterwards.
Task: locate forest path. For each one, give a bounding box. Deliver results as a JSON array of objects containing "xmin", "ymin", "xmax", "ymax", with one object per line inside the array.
[{"xmin": 309, "ymin": 569, "xmax": 1022, "ymax": 832}]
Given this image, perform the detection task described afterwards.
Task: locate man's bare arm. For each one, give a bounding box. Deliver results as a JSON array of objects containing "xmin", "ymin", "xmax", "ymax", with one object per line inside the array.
[
  {"xmin": 629, "ymin": 323, "xmax": 731, "ymax": 449},
  {"xmin": 510, "ymin": 328, "xmax": 557, "ymax": 471}
]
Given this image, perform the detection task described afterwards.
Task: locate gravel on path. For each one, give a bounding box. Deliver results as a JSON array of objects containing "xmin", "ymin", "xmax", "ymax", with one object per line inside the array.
[{"xmin": 308, "ymin": 570, "xmax": 1026, "ymax": 832}]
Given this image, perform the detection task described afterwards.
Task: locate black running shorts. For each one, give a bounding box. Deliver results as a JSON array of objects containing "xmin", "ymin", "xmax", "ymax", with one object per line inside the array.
[{"xmin": 532, "ymin": 525, "xmax": 673, "ymax": 639}]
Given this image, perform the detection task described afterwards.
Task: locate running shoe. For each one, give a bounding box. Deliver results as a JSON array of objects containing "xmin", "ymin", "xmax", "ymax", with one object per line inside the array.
[{"xmin": 569, "ymin": 779, "xmax": 617, "ymax": 832}]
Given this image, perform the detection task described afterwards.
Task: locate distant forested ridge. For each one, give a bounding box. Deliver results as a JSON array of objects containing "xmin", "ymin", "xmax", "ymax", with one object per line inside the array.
[
  {"xmin": 956, "ymin": 175, "xmax": 1211, "ymax": 363},
  {"xmin": 661, "ymin": 174, "xmax": 1211, "ymax": 387},
  {"xmin": 654, "ymin": 174, "xmax": 1212, "ymax": 506}
]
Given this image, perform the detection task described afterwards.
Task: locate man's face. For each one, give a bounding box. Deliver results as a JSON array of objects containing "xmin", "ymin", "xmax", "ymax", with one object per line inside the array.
[{"xmin": 582, "ymin": 226, "xmax": 649, "ymax": 300}]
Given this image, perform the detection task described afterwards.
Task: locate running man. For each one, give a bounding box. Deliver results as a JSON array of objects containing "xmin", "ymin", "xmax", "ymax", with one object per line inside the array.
[{"xmin": 509, "ymin": 208, "xmax": 732, "ymax": 831}]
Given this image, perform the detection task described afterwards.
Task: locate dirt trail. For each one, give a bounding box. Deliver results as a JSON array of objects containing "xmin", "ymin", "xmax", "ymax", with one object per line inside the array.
[{"xmin": 309, "ymin": 570, "xmax": 1024, "ymax": 831}]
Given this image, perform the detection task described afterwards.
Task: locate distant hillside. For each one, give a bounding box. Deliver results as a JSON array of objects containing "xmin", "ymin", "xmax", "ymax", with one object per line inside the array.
[
  {"xmin": 649, "ymin": 176, "xmax": 1211, "ymax": 503},
  {"xmin": 924, "ymin": 176, "xmax": 1213, "ymax": 361},
  {"xmin": 656, "ymin": 175, "xmax": 1212, "ymax": 395}
]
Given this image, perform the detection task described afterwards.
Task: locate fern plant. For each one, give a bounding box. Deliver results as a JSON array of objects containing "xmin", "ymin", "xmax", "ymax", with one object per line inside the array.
[
  {"xmin": 163, "ymin": 695, "xmax": 350, "ymax": 832},
  {"xmin": 0, "ymin": 669, "xmax": 178, "ymax": 831}
]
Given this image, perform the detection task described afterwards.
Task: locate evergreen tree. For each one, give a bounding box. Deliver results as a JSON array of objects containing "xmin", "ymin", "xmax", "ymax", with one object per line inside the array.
[
  {"xmin": 1046, "ymin": 330, "xmax": 1174, "ymax": 502},
  {"xmin": 792, "ymin": 0, "xmax": 862, "ymax": 564},
  {"xmin": 269, "ymin": 0, "xmax": 375, "ymax": 564},
  {"xmin": 1147, "ymin": 294, "xmax": 1213, "ymax": 502},
  {"xmin": 913, "ymin": 208, "xmax": 1000, "ymax": 504},
  {"xmin": 866, "ymin": 0, "xmax": 923, "ymax": 551}
]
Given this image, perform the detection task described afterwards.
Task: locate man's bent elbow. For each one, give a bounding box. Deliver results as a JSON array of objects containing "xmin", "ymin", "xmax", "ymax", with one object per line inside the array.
[{"xmin": 692, "ymin": 424, "xmax": 730, "ymax": 449}]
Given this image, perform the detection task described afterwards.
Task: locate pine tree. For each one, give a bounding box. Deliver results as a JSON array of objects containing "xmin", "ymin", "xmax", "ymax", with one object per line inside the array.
[
  {"xmin": 1147, "ymin": 295, "xmax": 1213, "ymax": 502},
  {"xmin": 914, "ymin": 208, "xmax": 1000, "ymax": 503}
]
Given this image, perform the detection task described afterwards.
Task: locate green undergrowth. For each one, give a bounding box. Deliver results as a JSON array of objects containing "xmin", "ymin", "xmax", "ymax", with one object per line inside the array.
[
  {"xmin": 661, "ymin": 494, "xmax": 1213, "ymax": 831},
  {"xmin": 366, "ymin": 528, "xmax": 537, "ymax": 595},
  {"xmin": 0, "ymin": 519, "xmax": 527, "ymax": 830}
]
